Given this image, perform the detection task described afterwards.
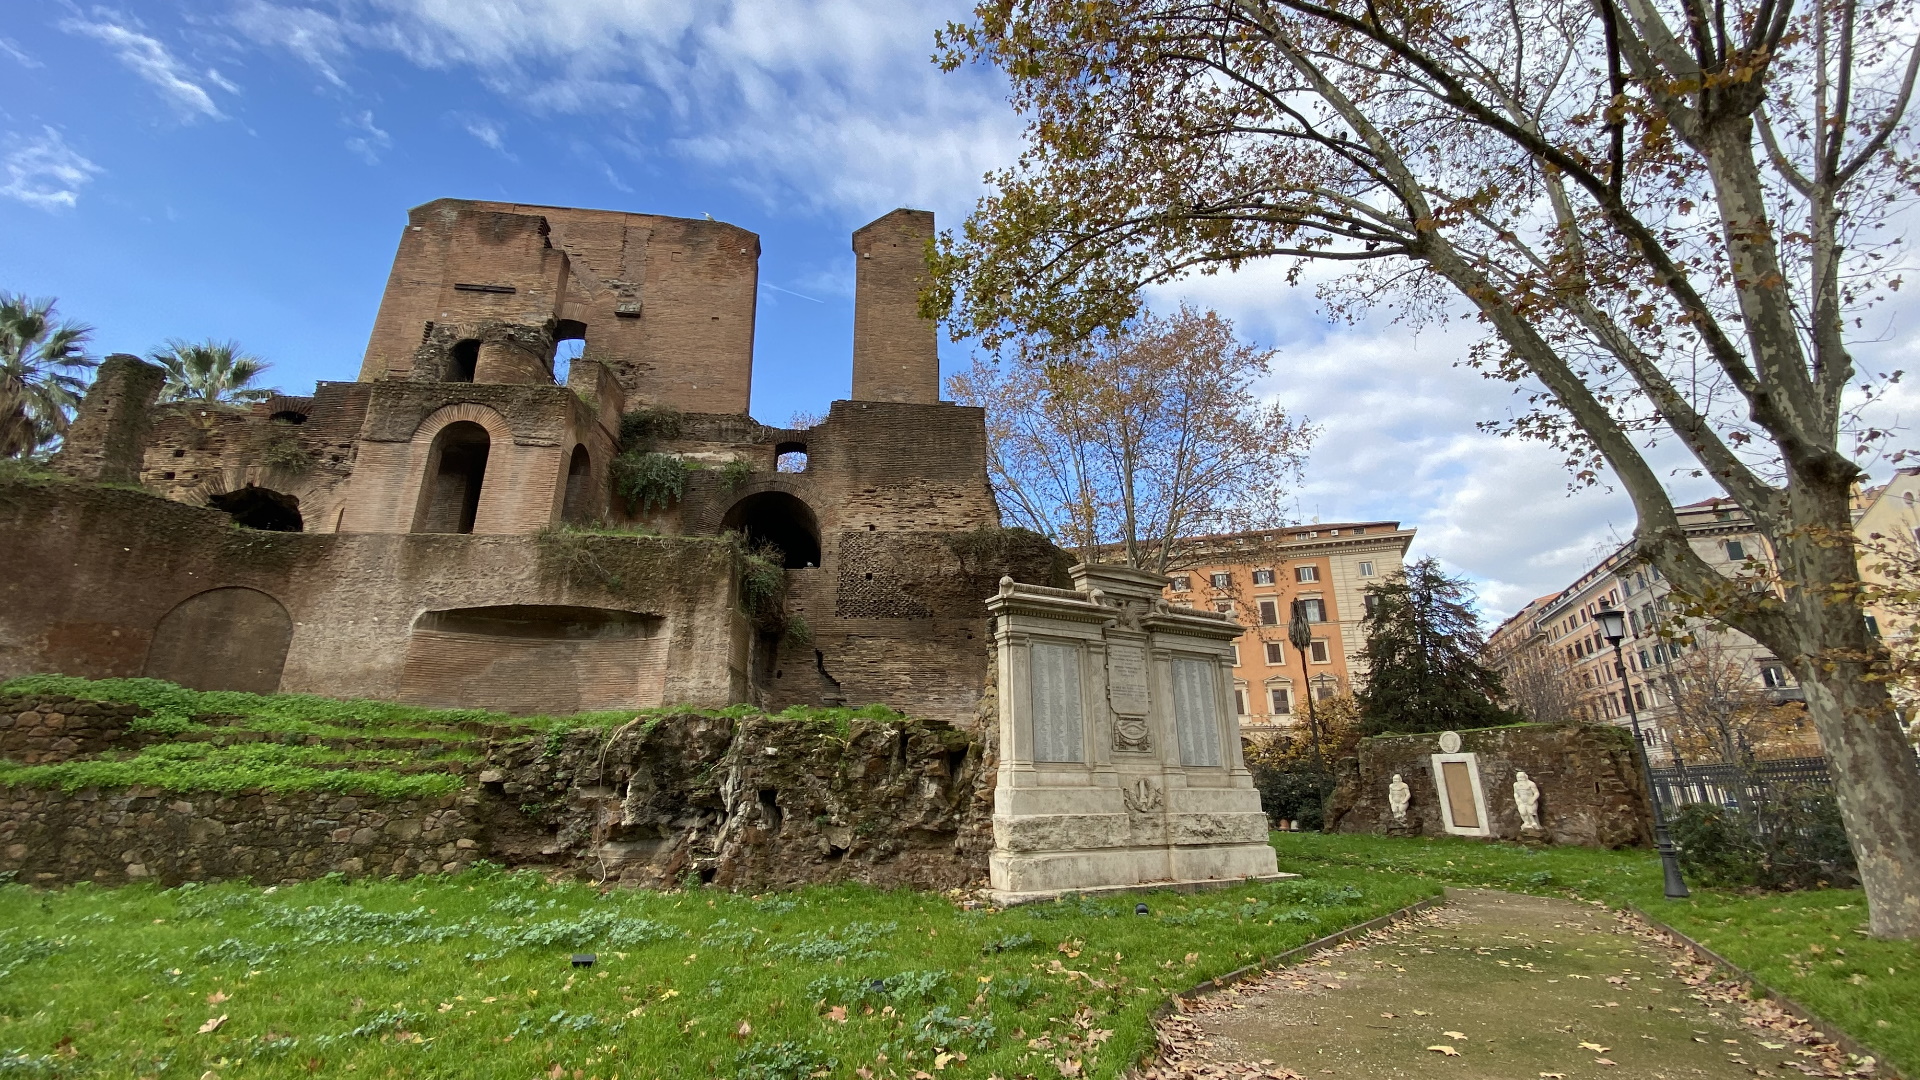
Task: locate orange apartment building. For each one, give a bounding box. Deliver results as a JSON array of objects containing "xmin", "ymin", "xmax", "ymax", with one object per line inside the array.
[{"xmin": 1161, "ymin": 521, "xmax": 1416, "ymax": 736}]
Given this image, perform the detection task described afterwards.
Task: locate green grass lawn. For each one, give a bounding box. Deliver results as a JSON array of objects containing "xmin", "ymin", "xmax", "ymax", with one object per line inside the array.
[
  {"xmin": 0, "ymin": 861, "xmax": 1434, "ymax": 1080},
  {"xmin": 1271, "ymin": 832, "xmax": 1920, "ymax": 1074}
]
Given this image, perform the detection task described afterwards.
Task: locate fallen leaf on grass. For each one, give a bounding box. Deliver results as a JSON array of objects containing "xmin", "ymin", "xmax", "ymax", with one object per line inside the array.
[
  {"xmin": 934, "ymin": 1052, "xmax": 954, "ymax": 1070},
  {"xmin": 1413, "ymin": 1010, "xmax": 1432, "ymax": 1016},
  {"xmin": 736, "ymin": 1020, "xmax": 752, "ymax": 1038},
  {"xmin": 1579, "ymin": 1043, "xmax": 1610, "ymax": 1053},
  {"xmin": 437, "ymin": 1003, "xmax": 453, "ymax": 1013},
  {"xmin": 1426, "ymin": 1045, "xmax": 1460, "ymax": 1056},
  {"xmin": 198, "ymin": 1015, "xmax": 227, "ymax": 1034},
  {"xmin": 1540, "ymin": 1073, "xmax": 1566, "ymax": 1078},
  {"xmin": 1594, "ymin": 1058, "xmax": 1617, "ymax": 1067},
  {"xmin": 827, "ymin": 1006, "xmax": 848, "ymax": 1024},
  {"xmin": 206, "ymin": 991, "xmax": 229, "ymax": 1005},
  {"xmin": 1444, "ymin": 1031, "xmax": 1468, "ymax": 1040}
]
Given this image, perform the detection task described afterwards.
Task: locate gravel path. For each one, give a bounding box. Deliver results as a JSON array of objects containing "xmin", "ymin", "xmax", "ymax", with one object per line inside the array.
[{"xmin": 1144, "ymin": 888, "xmax": 1880, "ymax": 1080}]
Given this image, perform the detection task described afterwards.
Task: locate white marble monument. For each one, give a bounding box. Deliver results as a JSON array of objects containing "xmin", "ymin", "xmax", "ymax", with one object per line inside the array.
[{"xmin": 986, "ymin": 563, "xmax": 1281, "ymax": 902}]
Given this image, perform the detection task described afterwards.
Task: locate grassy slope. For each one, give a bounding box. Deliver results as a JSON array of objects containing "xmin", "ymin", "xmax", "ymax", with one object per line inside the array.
[
  {"xmin": 0, "ymin": 677, "xmax": 906, "ymax": 798},
  {"xmin": 0, "ymin": 866, "xmax": 1433, "ymax": 1080},
  {"xmin": 1272, "ymin": 832, "xmax": 1919, "ymax": 1074}
]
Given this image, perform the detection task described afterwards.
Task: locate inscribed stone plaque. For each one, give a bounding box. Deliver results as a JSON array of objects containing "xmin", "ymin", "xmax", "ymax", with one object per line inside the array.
[
  {"xmin": 1440, "ymin": 760, "xmax": 1480, "ymax": 828},
  {"xmin": 1171, "ymin": 657, "xmax": 1223, "ymax": 767},
  {"xmin": 1029, "ymin": 642, "xmax": 1085, "ymax": 763},
  {"xmin": 1106, "ymin": 644, "xmax": 1150, "ymax": 716}
]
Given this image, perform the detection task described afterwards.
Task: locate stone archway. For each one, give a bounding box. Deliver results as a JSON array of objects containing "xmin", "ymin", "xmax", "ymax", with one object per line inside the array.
[{"xmin": 721, "ymin": 491, "xmax": 821, "ymax": 568}]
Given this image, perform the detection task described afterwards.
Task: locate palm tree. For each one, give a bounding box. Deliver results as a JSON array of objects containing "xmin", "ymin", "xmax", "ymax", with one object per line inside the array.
[
  {"xmin": 150, "ymin": 339, "xmax": 274, "ymax": 405},
  {"xmin": 0, "ymin": 293, "xmax": 97, "ymax": 459}
]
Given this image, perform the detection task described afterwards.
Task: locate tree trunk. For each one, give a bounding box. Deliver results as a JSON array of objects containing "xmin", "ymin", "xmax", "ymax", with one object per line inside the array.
[{"xmin": 1772, "ymin": 483, "xmax": 1920, "ymax": 938}]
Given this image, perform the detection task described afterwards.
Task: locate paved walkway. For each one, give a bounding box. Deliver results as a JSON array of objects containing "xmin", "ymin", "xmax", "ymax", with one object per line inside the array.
[{"xmin": 1148, "ymin": 889, "xmax": 1873, "ymax": 1080}]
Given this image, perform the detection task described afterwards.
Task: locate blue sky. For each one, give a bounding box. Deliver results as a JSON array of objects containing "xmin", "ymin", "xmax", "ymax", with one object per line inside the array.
[{"xmin": 4, "ymin": 0, "xmax": 1916, "ymax": 619}]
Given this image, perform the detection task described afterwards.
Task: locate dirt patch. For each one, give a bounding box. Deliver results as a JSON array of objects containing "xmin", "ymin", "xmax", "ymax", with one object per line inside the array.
[{"xmin": 1145, "ymin": 888, "xmax": 1882, "ymax": 1080}]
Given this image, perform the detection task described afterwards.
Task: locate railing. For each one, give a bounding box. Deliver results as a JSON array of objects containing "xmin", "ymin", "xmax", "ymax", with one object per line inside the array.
[{"xmin": 1647, "ymin": 755, "xmax": 1832, "ymax": 812}]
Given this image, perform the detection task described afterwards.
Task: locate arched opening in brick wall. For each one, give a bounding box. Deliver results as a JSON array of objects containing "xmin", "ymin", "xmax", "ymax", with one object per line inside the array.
[
  {"xmin": 775, "ymin": 440, "xmax": 808, "ymax": 473},
  {"xmin": 552, "ymin": 320, "xmax": 587, "ymax": 386},
  {"xmin": 208, "ymin": 484, "xmax": 304, "ymax": 532},
  {"xmin": 144, "ymin": 586, "xmax": 293, "ymax": 694},
  {"xmin": 722, "ymin": 491, "xmax": 821, "ymax": 569},
  {"xmin": 561, "ymin": 444, "xmax": 594, "ymax": 523},
  {"xmin": 414, "ymin": 420, "xmax": 491, "ymax": 534},
  {"xmin": 448, "ymin": 339, "xmax": 480, "ymax": 383}
]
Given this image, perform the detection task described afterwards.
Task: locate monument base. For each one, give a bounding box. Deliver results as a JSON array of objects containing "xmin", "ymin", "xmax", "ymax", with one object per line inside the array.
[{"xmin": 989, "ymin": 870, "xmax": 1297, "ymax": 908}]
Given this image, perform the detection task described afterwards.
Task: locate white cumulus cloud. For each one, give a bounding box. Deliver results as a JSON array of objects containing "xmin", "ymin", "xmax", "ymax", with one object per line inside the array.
[
  {"xmin": 342, "ymin": 111, "xmax": 391, "ymax": 163},
  {"xmin": 1, "ymin": 128, "xmax": 104, "ymax": 211}
]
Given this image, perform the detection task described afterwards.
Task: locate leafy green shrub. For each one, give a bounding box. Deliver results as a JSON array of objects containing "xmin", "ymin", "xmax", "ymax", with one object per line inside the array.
[
  {"xmin": 739, "ymin": 543, "xmax": 786, "ymax": 624},
  {"xmin": 784, "ymin": 615, "xmax": 813, "ymax": 648},
  {"xmin": 1249, "ymin": 763, "xmax": 1334, "ymax": 830},
  {"xmin": 1670, "ymin": 786, "xmax": 1858, "ymax": 890},
  {"xmin": 719, "ymin": 457, "xmax": 753, "ymax": 491},
  {"xmin": 612, "ymin": 451, "xmax": 690, "ymax": 512},
  {"xmin": 262, "ymin": 433, "xmax": 313, "ymax": 474}
]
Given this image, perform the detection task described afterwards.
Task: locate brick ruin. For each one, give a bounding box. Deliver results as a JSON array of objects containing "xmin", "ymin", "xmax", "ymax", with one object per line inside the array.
[{"xmin": 2, "ymin": 199, "xmax": 1065, "ymax": 728}]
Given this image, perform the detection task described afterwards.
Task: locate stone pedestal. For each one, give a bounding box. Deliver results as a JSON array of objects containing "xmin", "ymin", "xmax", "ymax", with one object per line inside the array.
[{"xmin": 986, "ymin": 563, "xmax": 1280, "ymax": 903}]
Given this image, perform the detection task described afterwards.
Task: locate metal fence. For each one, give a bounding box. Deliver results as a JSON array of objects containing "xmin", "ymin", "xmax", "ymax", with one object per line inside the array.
[{"xmin": 1648, "ymin": 755, "xmax": 1832, "ymax": 813}]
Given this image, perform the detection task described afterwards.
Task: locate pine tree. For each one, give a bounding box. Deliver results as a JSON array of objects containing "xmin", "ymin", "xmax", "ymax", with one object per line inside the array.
[{"xmin": 1356, "ymin": 558, "xmax": 1513, "ymax": 736}]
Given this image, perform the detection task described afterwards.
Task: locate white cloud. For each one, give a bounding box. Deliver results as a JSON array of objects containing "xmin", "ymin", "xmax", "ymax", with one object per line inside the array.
[
  {"xmin": 458, "ymin": 114, "xmax": 510, "ymax": 154},
  {"xmin": 342, "ymin": 110, "xmax": 390, "ymax": 163},
  {"xmin": 64, "ymin": 15, "xmax": 235, "ymax": 120},
  {"xmin": 0, "ymin": 128, "xmax": 104, "ymax": 211},
  {"xmin": 0, "ymin": 37, "xmax": 41, "ymax": 68},
  {"xmin": 228, "ymin": 0, "xmax": 349, "ymax": 87},
  {"xmin": 228, "ymin": 0, "xmax": 1017, "ymax": 218}
]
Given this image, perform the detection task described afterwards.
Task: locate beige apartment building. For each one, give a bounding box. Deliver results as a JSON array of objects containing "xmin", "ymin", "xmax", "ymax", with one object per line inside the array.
[
  {"xmin": 1161, "ymin": 521, "xmax": 1416, "ymax": 736},
  {"xmin": 1486, "ymin": 497, "xmax": 1800, "ymax": 755}
]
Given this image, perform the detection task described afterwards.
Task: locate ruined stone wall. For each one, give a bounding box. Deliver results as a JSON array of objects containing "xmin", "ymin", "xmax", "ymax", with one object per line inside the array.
[
  {"xmin": 0, "ymin": 703, "xmax": 990, "ymax": 892},
  {"xmin": 0, "ymin": 785, "xmax": 484, "ymax": 887},
  {"xmin": 1324, "ymin": 723, "xmax": 1652, "ymax": 848},
  {"xmin": 50, "ymin": 354, "xmax": 165, "ymax": 483},
  {"xmin": 0, "ymin": 479, "xmax": 746, "ymax": 713},
  {"xmin": 0, "ymin": 695, "xmax": 144, "ymax": 763}
]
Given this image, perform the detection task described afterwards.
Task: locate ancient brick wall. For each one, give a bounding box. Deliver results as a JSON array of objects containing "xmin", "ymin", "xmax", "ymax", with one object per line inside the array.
[
  {"xmin": 0, "ymin": 785, "xmax": 484, "ymax": 887},
  {"xmin": 1324, "ymin": 722, "xmax": 1653, "ymax": 848},
  {"xmin": 851, "ymin": 209, "xmax": 939, "ymax": 405},
  {"xmin": 0, "ymin": 479, "xmax": 746, "ymax": 712},
  {"xmin": 358, "ymin": 201, "xmax": 571, "ymax": 383},
  {"xmin": 49, "ymin": 354, "xmax": 164, "ymax": 483}
]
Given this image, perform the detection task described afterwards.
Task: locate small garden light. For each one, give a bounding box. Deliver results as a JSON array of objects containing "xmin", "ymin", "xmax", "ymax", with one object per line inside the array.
[
  {"xmin": 1135, "ymin": 903, "xmax": 1149, "ymax": 916},
  {"xmin": 571, "ymin": 953, "xmax": 596, "ymax": 968}
]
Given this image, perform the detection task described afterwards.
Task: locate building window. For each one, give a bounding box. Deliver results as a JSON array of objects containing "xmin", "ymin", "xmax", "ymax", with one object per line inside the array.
[
  {"xmin": 1265, "ymin": 641, "xmax": 1284, "ymax": 665},
  {"xmin": 1351, "ymin": 526, "xmax": 1365, "ymax": 535},
  {"xmin": 1726, "ymin": 539, "xmax": 1747, "ymax": 560},
  {"xmin": 1364, "ymin": 593, "xmax": 1380, "ymax": 614},
  {"xmin": 1210, "ymin": 571, "xmax": 1232, "ymax": 589},
  {"xmin": 1634, "ymin": 688, "xmax": 1647, "ymax": 710},
  {"xmin": 1252, "ymin": 568, "xmax": 1275, "ymax": 585},
  {"xmin": 1214, "ymin": 600, "xmax": 1233, "ymax": 615},
  {"xmin": 1300, "ymin": 598, "xmax": 1327, "ymax": 622},
  {"xmin": 1357, "ymin": 561, "xmax": 1375, "ymax": 577},
  {"xmin": 1170, "ymin": 575, "xmax": 1191, "ymax": 592},
  {"xmin": 1315, "ymin": 679, "xmax": 1339, "ymax": 701},
  {"xmin": 1295, "ymin": 566, "xmax": 1319, "ymax": 583},
  {"xmin": 1258, "ymin": 599, "xmax": 1279, "ymax": 626},
  {"xmin": 1269, "ymin": 687, "xmax": 1292, "ymax": 714},
  {"xmin": 1637, "ymin": 649, "xmax": 1650, "ymax": 670},
  {"xmin": 1229, "ymin": 643, "xmax": 1241, "ymax": 666},
  {"xmin": 1233, "ymin": 688, "xmax": 1248, "ymax": 716},
  {"xmin": 1760, "ymin": 664, "xmax": 1790, "ymax": 688},
  {"xmin": 1309, "ymin": 640, "xmax": 1330, "ymax": 664}
]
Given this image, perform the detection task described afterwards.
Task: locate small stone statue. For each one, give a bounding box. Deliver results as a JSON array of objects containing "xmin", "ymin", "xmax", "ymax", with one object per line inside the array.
[
  {"xmin": 1513, "ymin": 770, "xmax": 1542, "ymax": 832},
  {"xmin": 1387, "ymin": 774, "xmax": 1411, "ymax": 822}
]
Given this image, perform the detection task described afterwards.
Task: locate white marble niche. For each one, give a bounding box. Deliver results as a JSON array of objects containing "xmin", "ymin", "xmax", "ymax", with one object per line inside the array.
[{"xmin": 987, "ymin": 563, "xmax": 1280, "ymax": 902}]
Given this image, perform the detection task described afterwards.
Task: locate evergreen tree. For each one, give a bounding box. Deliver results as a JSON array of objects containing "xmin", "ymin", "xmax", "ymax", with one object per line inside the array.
[{"xmin": 1356, "ymin": 558, "xmax": 1513, "ymax": 736}]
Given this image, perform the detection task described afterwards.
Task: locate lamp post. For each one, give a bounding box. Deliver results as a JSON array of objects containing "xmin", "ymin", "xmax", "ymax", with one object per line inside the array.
[
  {"xmin": 1289, "ymin": 600, "xmax": 1323, "ymax": 772},
  {"xmin": 1595, "ymin": 605, "xmax": 1690, "ymax": 899}
]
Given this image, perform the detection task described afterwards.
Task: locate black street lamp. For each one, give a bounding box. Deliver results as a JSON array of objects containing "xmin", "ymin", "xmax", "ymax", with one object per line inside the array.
[
  {"xmin": 1595, "ymin": 605, "xmax": 1690, "ymax": 899},
  {"xmin": 1289, "ymin": 600, "xmax": 1323, "ymax": 772}
]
